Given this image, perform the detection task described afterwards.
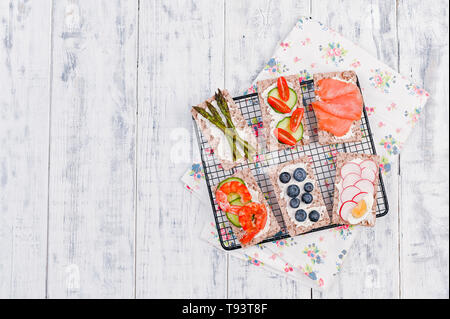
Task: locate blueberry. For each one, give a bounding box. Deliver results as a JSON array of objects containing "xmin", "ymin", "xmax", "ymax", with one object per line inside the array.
[
  {"xmin": 290, "ymin": 198, "xmax": 300, "ymax": 209},
  {"xmin": 309, "ymin": 210, "xmax": 320, "ymax": 222},
  {"xmin": 279, "ymin": 172, "xmax": 291, "ymax": 184},
  {"xmin": 293, "ymin": 168, "xmax": 307, "ymax": 182},
  {"xmin": 295, "ymin": 209, "xmax": 307, "ymax": 222},
  {"xmin": 287, "ymin": 185, "xmax": 300, "ymax": 198},
  {"xmin": 302, "ymin": 193, "xmax": 313, "ymax": 204},
  {"xmin": 304, "ymin": 182, "xmax": 314, "ymax": 193}
]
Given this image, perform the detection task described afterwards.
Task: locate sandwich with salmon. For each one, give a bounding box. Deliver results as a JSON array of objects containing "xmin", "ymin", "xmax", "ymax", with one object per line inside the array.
[{"xmin": 311, "ymin": 71, "xmax": 364, "ymax": 145}]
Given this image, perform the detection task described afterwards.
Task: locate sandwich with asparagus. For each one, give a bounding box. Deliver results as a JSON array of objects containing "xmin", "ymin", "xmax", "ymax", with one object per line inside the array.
[{"xmin": 191, "ymin": 89, "xmax": 258, "ymax": 170}]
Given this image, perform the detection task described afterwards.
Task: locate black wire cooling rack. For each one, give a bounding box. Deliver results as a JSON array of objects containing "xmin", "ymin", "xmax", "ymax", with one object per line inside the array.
[{"xmin": 193, "ymin": 79, "xmax": 389, "ymax": 250}]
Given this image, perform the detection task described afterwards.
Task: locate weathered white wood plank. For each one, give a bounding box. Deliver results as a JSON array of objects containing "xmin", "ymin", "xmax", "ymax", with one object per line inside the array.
[
  {"xmin": 47, "ymin": 0, "xmax": 137, "ymax": 298},
  {"xmin": 0, "ymin": 0, "xmax": 52, "ymax": 298},
  {"xmin": 136, "ymin": 0, "xmax": 228, "ymax": 298},
  {"xmin": 311, "ymin": 0, "xmax": 400, "ymax": 298},
  {"xmin": 397, "ymin": 0, "xmax": 449, "ymax": 299},
  {"xmin": 225, "ymin": 0, "xmax": 312, "ymax": 298}
]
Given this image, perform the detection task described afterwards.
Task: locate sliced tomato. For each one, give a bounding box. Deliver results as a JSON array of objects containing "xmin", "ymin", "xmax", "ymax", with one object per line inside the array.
[
  {"xmin": 273, "ymin": 128, "xmax": 296, "ymax": 146},
  {"xmin": 277, "ymin": 76, "xmax": 290, "ymax": 101},
  {"xmin": 290, "ymin": 108, "xmax": 304, "ymax": 132},
  {"xmin": 267, "ymin": 96, "xmax": 291, "ymax": 114}
]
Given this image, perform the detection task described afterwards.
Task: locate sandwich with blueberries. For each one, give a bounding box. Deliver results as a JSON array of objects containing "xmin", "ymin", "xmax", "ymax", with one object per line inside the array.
[{"xmin": 269, "ymin": 156, "xmax": 330, "ymax": 236}]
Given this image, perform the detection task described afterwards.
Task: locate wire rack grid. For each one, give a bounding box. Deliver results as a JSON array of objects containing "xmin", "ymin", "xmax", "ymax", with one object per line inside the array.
[{"xmin": 193, "ymin": 79, "xmax": 389, "ymax": 250}]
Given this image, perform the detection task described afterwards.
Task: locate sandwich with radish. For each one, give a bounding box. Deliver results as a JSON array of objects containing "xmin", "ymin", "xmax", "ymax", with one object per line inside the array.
[{"xmin": 331, "ymin": 153, "xmax": 381, "ymax": 226}]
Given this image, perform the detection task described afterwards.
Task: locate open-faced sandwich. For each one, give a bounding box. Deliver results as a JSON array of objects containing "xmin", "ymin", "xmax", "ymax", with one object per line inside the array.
[
  {"xmin": 257, "ymin": 75, "xmax": 310, "ymax": 151},
  {"xmin": 269, "ymin": 157, "xmax": 330, "ymax": 237},
  {"xmin": 311, "ymin": 71, "xmax": 364, "ymax": 145},
  {"xmin": 192, "ymin": 89, "xmax": 258, "ymax": 170},
  {"xmin": 214, "ymin": 168, "xmax": 281, "ymax": 247},
  {"xmin": 331, "ymin": 153, "xmax": 381, "ymax": 226}
]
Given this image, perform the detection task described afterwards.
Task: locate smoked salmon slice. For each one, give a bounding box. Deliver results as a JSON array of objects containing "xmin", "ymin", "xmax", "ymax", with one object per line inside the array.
[
  {"xmin": 312, "ymin": 105, "xmax": 354, "ymax": 137},
  {"xmin": 315, "ymin": 78, "xmax": 359, "ymax": 100},
  {"xmin": 311, "ymin": 91, "xmax": 363, "ymax": 121},
  {"xmin": 312, "ymin": 77, "xmax": 363, "ymax": 137}
]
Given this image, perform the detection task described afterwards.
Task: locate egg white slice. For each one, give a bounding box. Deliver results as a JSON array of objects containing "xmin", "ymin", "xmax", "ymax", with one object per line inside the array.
[{"xmin": 341, "ymin": 194, "xmax": 374, "ymax": 224}]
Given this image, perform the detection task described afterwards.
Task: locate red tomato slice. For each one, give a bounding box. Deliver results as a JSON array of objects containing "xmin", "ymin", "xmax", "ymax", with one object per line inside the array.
[
  {"xmin": 277, "ymin": 76, "xmax": 290, "ymax": 101},
  {"xmin": 290, "ymin": 108, "xmax": 304, "ymax": 133},
  {"xmin": 273, "ymin": 128, "xmax": 296, "ymax": 146},
  {"xmin": 267, "ymin": 96, "xmax": 291, "ymax": 113}
]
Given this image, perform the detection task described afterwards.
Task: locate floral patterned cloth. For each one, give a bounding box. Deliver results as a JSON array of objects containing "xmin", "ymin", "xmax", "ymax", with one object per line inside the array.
[
  {"xmin": 184, "ymin": 17, "xmax": 429, "ymax": 290},
  {"xmin": 200, "ymin": 220, "xmax": 358, "ymax": 289}
]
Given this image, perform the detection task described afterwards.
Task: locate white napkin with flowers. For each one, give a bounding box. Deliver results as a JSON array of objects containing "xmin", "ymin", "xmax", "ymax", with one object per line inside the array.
[{"xmin": 183, "ymin": 17, "xmax": 429, "ymax": 290}]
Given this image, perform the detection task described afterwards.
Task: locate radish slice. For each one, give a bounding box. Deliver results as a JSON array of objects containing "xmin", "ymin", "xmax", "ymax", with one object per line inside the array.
[
  {"xmin": 361, "ymin": 168, "xmax": 376, "ymax": 183},
  {"xmin": 339, "ymin": 200, "xmax": 357, "ymax": 219},
  {"xmin": 340, "ymin": 185, "xmax": 361, "ymax": 203},
  {"xmin": 340, "ymin": 162, "xmax": 361, "ymax": 179},
  {"xmin": 360, "ymin": 159, "xmax": 378, "ymax": 173},
  {"xmin": 354, "ymin": 179, "xmax": 375, "ymax": 194},
  {"xmin": 352, "ymin": 191, "xmax": 368, "ymax": 203},
  {"xmin": 342, "ymin": 173, "xmax": 361, "ymax": 188}
]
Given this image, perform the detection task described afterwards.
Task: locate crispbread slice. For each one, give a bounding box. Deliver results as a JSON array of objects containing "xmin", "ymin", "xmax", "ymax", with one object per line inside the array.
[
  {"xmin": 213, "ymin": 168, "xmax": 281, "ymax": 248},
  {"xmin": 331, "ymin": 153, "xmax": 381, "ymax": 227},
  {"xmin": 191, "ymin": 90, "xmax": 258, "ymax": 170},
  {"xmin": 269, "ymin": 157, "xmax": 330, "ymax": 237},
  {"xmin": 312, "ymin": 71, "xmax": 362, "ymax": 145},
  {"xmin": 257, "ymin": 75, "xmax": 310, "ymax": 152}
]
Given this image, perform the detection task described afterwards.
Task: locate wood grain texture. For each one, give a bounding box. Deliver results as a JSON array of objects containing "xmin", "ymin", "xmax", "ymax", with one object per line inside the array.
[
  {"xmin": 136, "ymin": 0, "xmax": 228, "ymax": 298},
  {"xmin": 224, "ymin": 0, "xmax": 312, "ymax": 95},
  {"xmin": 311, "ymin": 0, "xmax": 400, "ymax": 298},
  {"xmin": 397, "ymin": 0, "xmax": 449, "ymax": 299},
  {"xmin": 46, "ymin": 0, "xmax": 137, "ymax": 298},
  {"xmin": 225, "ymin": 0, "xmax": 312, "ymax": 299},
  {"xmin": 0, "ymin": 0, "xmax": 447, "ymax": 299},
  {"xmin": 0, "ymin": 0, "xmax": 52, "ymax": 298}
]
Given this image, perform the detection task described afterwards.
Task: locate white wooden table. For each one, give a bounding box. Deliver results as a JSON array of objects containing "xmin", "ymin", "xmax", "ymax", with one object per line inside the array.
[{"xmin": 0, "ymin": 0, "xmax": 448, "ymax": 299}]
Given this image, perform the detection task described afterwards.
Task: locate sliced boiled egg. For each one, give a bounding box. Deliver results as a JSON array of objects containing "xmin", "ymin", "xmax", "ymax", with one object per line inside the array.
[
  {"xmin": 352, "ymin": 200, "xmax": 367, "ymax": 218},
  {"xmin": 340, "ymin": 194, "xmax": 373, "ymax": 224}
]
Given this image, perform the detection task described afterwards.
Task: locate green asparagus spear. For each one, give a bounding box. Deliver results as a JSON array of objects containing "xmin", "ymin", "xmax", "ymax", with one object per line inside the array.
[
  {"xmin": 215, "ymin": 90, "xmax": 257, "ymax": 158},
  {"xmin": 215, "ymin": 91, "xmax": 234, "ymax": 129},
  {"xmin": 193, "ymin": 106, "xmax": 255, "ymax": 160},
  {"xmin": 205, "ymin": 101, "xmax": 241, "ymax": 161}
]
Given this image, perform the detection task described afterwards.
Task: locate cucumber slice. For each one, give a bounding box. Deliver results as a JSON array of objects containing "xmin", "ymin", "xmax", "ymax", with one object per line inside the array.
[
  {"xmin": 229, "ymin": 198, "xmax": 246, "ymax": 206},
  {"xmin": 226, "ymin": 212, "xmax": 241, "ymax": 227},
  {"xmin": 268, "ymin": 87, "xmax": 298, "ymax": 113},
  {"xmin": 227, "ymin": 193, "xmax": 240, "ymax": 203},
  {"xmin": 227, "ymin": 198, "xmax": 245, "ymax": 227},
  {"xmin": 217, "ymin": 177, "xmax": 245, "ymax": 190},
  {"xmin": 276, "ymin": 117, "xmax": 304, "ymax": 142}
]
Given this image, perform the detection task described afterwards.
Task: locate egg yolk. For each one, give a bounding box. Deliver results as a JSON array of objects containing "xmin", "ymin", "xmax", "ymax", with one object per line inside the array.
[{"xmin": 352, "ymin": 200, "xmax": 367, "ymax": 218}]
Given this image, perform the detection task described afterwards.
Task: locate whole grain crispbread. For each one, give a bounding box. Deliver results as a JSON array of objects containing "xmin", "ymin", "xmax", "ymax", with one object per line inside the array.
[
  {"xmin": 331, "ymin": 152, "xmax": 381, "ymax": 227},
  {"xmin": 312, "ymin": 71, "xmax": 362, "ymax": 145},
  {"xmin": 191, "ymin": 90, "xmax": 258, "ymax": 171},
  {"xmin": 257, "ymin": 75, "xmax": 310, "ymax": 152},
  {"xmin": 269, "ymin": 157, "xmax": 330, "ymax": 237},
  {"xmin": 213, "ymin": 168, "xmax": 281, "ymax": 248}
]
